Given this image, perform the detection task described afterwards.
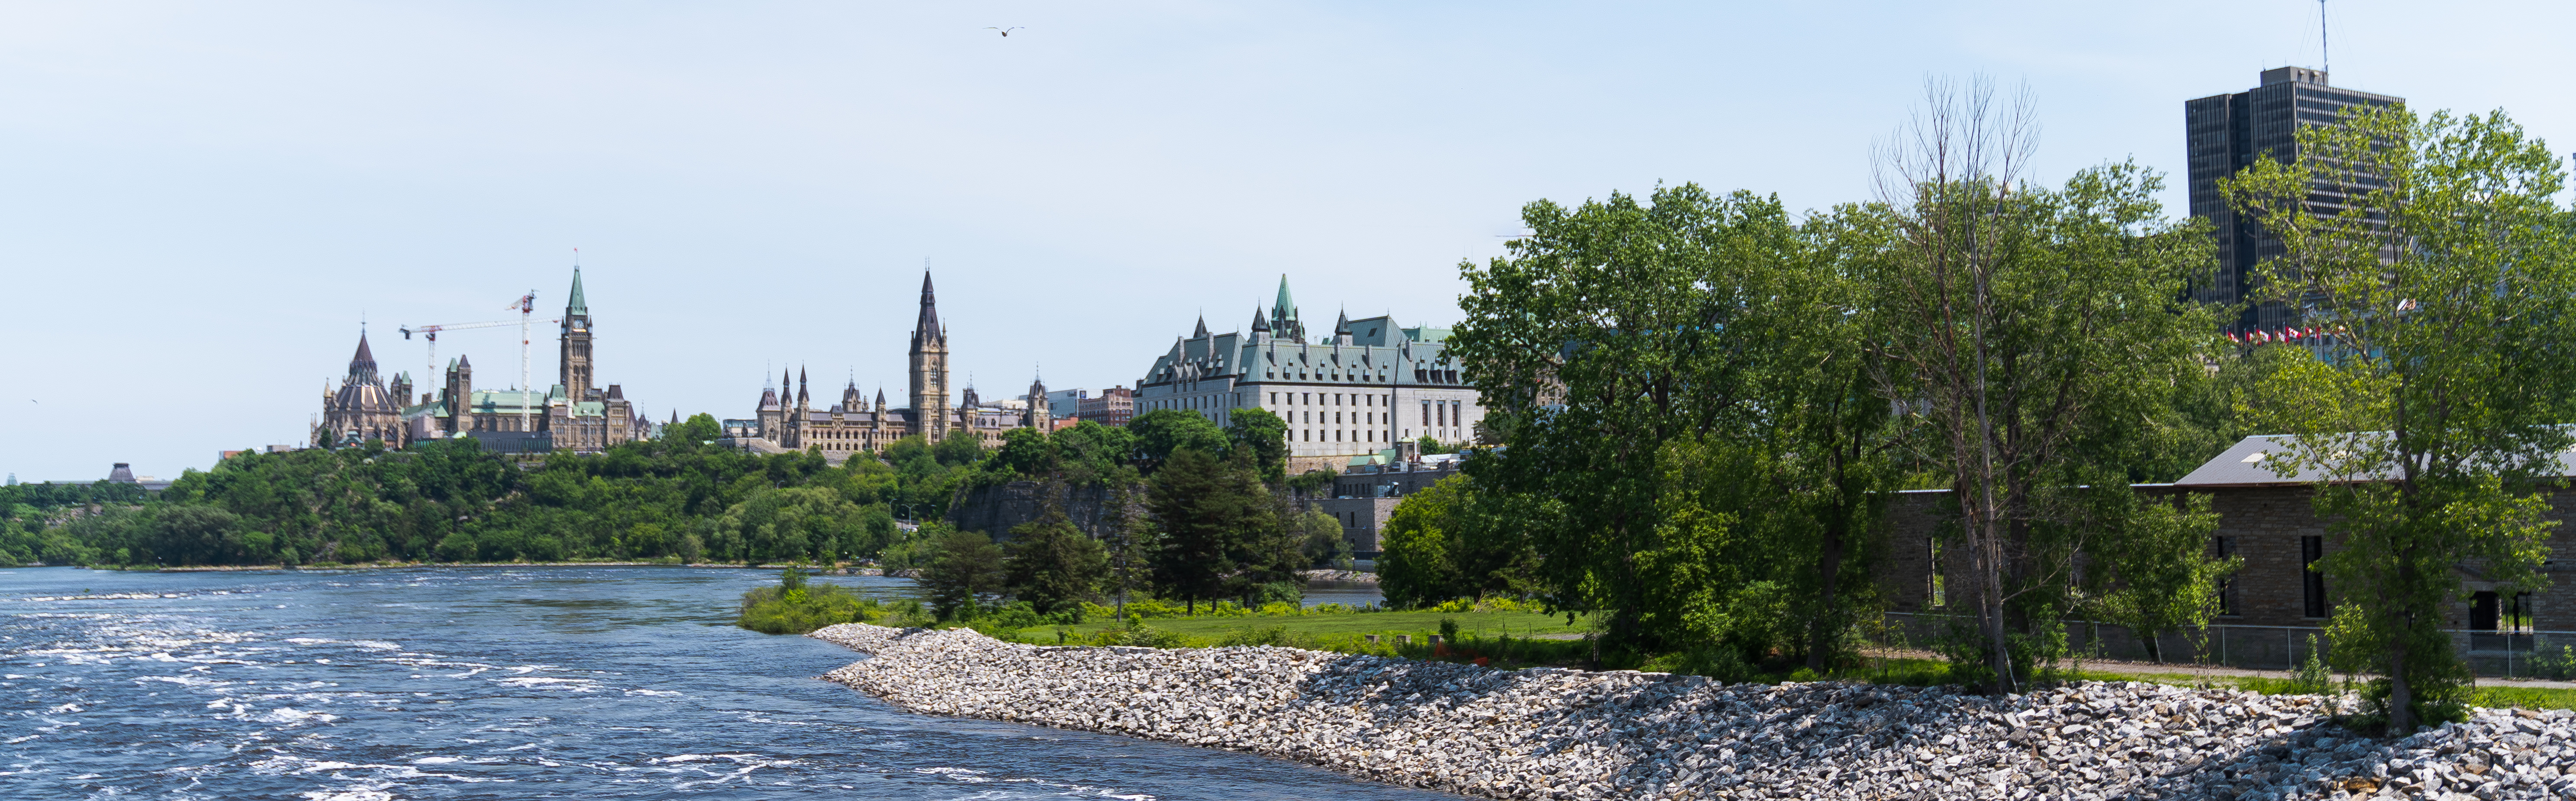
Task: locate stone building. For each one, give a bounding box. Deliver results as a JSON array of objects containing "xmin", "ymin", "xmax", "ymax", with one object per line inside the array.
[
  {"xmin": 315, "ymin": 333, "xmax": 410, "ymax": 448},
  {"xmin": 1075, "ymin": 386, "xmax": 1134, "ymax": 427},
  {"xmin": 742, "ymin": 271, "xmax": 1050, "ymax": 458},
  {"xmin": 1877, "ymin": 434, "xmax": 2576, "ymax": 672},
  {"xmin": 1304, "ymin": 449, "xmax": 1465, "ymax": 556},
  {"xmin": 353, "ymin": 268, "xmax": 648, "ymax": 452},
  {"xmin": 1135, "ymin": 276, "xmax": 1485, "ymax": 474}
]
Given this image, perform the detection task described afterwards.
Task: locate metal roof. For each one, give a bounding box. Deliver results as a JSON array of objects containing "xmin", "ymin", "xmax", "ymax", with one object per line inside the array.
[{"xmin": 2171, "ymin": 433, "xmax": 2576, "ymax": 487}]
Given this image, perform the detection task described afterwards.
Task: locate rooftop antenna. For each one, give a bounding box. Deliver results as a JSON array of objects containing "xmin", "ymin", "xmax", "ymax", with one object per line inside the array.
[{"xmin": 2320, "ymin": 0, "xmax": 2330, "ymax": 78}]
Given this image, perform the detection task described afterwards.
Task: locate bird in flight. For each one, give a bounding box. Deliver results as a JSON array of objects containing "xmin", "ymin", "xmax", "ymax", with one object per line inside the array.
[{"xmin": 985, "ymin": 26, "xmax": 1024, "ymax": 36}]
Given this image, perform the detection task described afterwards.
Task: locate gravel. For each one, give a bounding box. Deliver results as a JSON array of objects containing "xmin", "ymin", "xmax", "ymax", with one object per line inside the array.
[{"xmin": 810, "ymin": 623, "xmax": 2576, "ymax": 800}]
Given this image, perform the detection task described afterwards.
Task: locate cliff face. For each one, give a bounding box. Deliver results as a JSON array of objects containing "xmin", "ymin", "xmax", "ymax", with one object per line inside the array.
[{"xmin": 946, "ymin": 480, "xmax": 1137, "ymax": 541}]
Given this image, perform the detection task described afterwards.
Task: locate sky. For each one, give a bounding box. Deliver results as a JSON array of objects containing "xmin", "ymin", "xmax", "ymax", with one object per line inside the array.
[{"xmin": 3, "ymin": 0, "xmax": 2570, "ymax": 482}]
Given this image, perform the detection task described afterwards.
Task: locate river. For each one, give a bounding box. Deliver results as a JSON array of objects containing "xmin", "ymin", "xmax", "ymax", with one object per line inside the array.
[{"xmin": 0, "ymin": 565, "xmax": 1434, "ymax": 800}]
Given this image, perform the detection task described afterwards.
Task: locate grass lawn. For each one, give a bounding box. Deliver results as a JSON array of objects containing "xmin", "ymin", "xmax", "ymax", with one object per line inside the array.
[{"xmin": 1027, "ymin": 608, "xmax": 1587, "ymax": 641}]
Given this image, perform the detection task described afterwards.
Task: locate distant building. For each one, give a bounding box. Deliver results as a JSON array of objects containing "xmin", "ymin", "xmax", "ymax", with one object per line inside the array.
[
  {"xmin": 1304, "ymin": 449, "xmax": 1465, "ymax": 556},
  {"xmin": 1044, "ymin": 388, "xmax": 1091, "ymax": 420},
  {"xmin": 1135, "ymin": 275, "xmax": 1484, "ymax": 473},
  {"xmin": 1076, "ymin": 386, "xmax": 1134, "ymax": 427},
  {"xmin": 102, "ymin": 463, "xmax": 172, "ymax": 492},
  {"xmin": 324, "ymin": 268, "xmax": 648, "ymax": 453},
  {"xmin": 2185, "ymin": 67, "xmax": 2403, "ymax": 333},
  {"xmin": 741, "ymin": 271, "xmax": 1049, "ymax": 458}
]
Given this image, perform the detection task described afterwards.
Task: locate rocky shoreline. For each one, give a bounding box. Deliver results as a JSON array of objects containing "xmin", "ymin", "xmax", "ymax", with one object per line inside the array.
[{"xmin": 810, "ymin": 623, "xmax": 2576, "ymax": 800}]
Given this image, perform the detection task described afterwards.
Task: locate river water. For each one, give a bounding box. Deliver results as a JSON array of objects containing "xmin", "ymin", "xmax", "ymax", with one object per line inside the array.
[{"xmin": 0, "ymin": 565, "xmax": 1431, "ymax": 800}]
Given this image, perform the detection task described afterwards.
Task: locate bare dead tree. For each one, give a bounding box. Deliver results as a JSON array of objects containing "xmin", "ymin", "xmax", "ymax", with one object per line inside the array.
[{"xmin": 1869, "ymin": 76, "xmax": 2043, "ymax": 691}]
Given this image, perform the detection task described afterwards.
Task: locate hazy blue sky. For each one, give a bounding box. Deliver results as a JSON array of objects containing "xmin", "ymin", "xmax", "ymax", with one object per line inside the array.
[{"xmin": 3, "ymin": 1, "xmax": 2568, "ymax": 481}]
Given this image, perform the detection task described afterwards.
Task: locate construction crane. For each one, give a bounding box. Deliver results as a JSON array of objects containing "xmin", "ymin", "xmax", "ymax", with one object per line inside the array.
[{"xmin": 400, "ymin": 289, "xmax": 551, "ymax": 432}]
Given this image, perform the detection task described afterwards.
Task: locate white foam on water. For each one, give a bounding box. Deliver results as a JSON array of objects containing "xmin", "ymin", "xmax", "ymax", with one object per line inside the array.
[
  {"xmin": 256, "ymin": 707, "xmax": 339, "ymax": 724},
  {"xmin": 493, "ymin": 676, "xmax": 597, "ymax": 690},
  {"xmin": 623, "ymin": 689, "xmax": 680, "ymax": 697}
]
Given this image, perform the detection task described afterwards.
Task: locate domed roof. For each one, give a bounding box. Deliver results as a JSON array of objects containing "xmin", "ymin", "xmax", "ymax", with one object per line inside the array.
[{"xmin": 333, "ymin": 378, "xmax": 396, "ymax": 413}]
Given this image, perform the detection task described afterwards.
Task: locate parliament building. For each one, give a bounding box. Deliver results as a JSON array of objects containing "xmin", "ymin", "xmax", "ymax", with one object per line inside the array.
[
  {"xmin": 313, "ymin": 269, "xmax": 648, "ymax": 452},
  {"xmin": 736, "ymin": 271, "xmax": 1050, "ymax": 459}
]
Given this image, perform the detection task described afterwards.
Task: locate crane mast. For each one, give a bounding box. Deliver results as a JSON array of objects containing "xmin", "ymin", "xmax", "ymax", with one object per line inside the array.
[{"xmin": 400, "ymin": 291, "xmax": 555, "ymax": 434}]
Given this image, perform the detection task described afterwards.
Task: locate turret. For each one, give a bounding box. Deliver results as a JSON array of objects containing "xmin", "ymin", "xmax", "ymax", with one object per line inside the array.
[
  {"xmin": 446, "ymin": 355, "xmax": 473, "ymax": 436},
  {"xmin": 1333, "ymin": 310, "xmax": 1354, "ymax": 346},
  {"xmin": 1248, "ymin": 307, "xmax": 1271, "ymax": 345},
  {"xmin": 1270, "ymin": 275, "xmax": 1305, "ymax": 341},
  {"xmin": 1027, "ymin": 373, "xmax": 1051, "ymax": 430}
]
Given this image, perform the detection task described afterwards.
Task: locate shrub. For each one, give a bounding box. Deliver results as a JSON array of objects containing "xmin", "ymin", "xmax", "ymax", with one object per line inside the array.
[{"xmin": 736, "ymin": 567, "xmax": 887, "ymax": 634}]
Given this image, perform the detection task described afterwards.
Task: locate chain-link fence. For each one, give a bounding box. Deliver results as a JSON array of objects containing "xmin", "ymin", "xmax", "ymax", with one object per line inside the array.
[{"xmin": 1877, "ymin": 611, "xmax": 2576, "ymax": 678}]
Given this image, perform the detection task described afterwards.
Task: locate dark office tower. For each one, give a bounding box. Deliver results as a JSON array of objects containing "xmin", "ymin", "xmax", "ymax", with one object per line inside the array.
[{"xmin": 2184, "ymin": 67, "xmax": 2402, "ymax": 333}]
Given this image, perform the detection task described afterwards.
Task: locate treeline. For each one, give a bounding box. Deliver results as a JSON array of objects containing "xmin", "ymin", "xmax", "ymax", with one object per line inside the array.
[
  {"xmin": 920, "ymin": 405, "xmax": 1343, "ymax": 624},
  {"xmin": 1390, "ymin": 93, "xmax": 2576, "ymax": 733},
  {"xmin": 3, "ymin": 415, "xmax": 970, "ymax": 568},
  {"xmin": 6, "ymin": 407, "xmax": 1348, "ymax": 624}
]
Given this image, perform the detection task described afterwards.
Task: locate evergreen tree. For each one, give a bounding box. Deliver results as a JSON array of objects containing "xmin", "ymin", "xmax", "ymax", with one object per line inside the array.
[
  {"xmin": 1144, "ymin": 447, "xmax": 1265, "ymax": 613},
  {"xmin": 1003, "ymin": 501, "xmax": 1107, "ymax": 617},
  {"xmin": 920, "ymin": 528, "xmax": 1006, "ymax": 620}
]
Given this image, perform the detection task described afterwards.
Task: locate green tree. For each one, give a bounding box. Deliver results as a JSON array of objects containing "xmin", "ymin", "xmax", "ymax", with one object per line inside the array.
[
  {"xmin": 1295, "ymin": 508, "xmax": 1345, "ymax": 568},
  {"xmin": 1098, "ymin": 482, "xmax": 1154, "ymax": 618},
  {"xmin": 1861, "ymin": 83, "xmax": 2222, "ymax": 690},
  {"xmin": 2222, "ymin": 106, "xmax": 2576, "ymax": 732},
  {"xmin": 1377, "ymin": 473, "xmax": 1541, "ymax": 608},
  {"xmin": 1452, "ymin": 182, "xmax": 1806, "ymax": 662},
  {"xmin": 2088, "ymin": 492, "xmax": 2235, "ymax": 664},
  {"xmin": 1226, "ymin": 408, "xmax": 1290, "ymax": 484},
  {"xmin": 1128, "ymin": 409, "xmax": 1229, "ymax": 472},
  {"xmin": 920, "ymin": 528, "xmax": 1007, "ymax": 619},
  {"xmin": 1003, "ymin": 503, "xmax": 1108, "ymax": 617},
  {"xmin": 1377, "ymin": 477, "xmax": 1464, "ymax": 607},
  {"xmin": 932, "ymin": 432, "xmax": 986, "ymax": 467},
  {"xmin": 1144, "ymin": 447, "xmax": 1266, "ymax": 613}
]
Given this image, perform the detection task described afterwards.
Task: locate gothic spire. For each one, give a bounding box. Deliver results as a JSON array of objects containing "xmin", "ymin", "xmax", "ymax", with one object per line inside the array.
[
  {"xmin": 566, "ymin": 268, "xmax": 588, "ymax": 314},
  {"xmin": 1272, "ymin": 274, "xmax": 1296, "ymax": 321},
  {"xmin": 1192, "ymin": 314, "xmax": 1209, "ymax": 339},
  {"xmin": 914, "ymin": 270, "xmax": 942, "ymax": 342},
  {"xmin": 348, "ymin": 332, "xmax": 379, "ymax": 383},
  {"xmin": 1250, "ymin": 306, "xmax": 1270, "ymax": 332}
]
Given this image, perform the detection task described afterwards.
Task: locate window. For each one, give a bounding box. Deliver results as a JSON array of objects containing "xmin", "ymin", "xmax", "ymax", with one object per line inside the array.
[
  {"xmin": 2213, "ymin": 536, "xmax": 2238, "ymax": 615},
  {"xmin": 1421, "ymin": 401, "xmax": 1431, "ymax": 425},
  {"xmin": 2301, "ymin": 536, "xmax": 2328, "ymax": 618},
  {"xmin": 1269, "ymin": 392, "xmax": 1277, "ymax": 405}
]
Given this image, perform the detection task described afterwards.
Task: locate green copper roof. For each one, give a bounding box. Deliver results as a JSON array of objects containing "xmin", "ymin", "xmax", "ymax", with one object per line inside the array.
[
  {"xmin": 567, "ymin": 268, "xmax": 588, "ymax": 314},
  {"xmin": 1272, "ymin": 274, "xmax": 1295, "ymax": 320}
]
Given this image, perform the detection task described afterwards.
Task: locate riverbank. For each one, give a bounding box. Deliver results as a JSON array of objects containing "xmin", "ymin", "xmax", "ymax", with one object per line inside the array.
[
  {"xmin": 114, "ymin": 561, "xmax": 878, "ymax": 572},
  {"xmin": 812, "ymin": 623, "xmax": 2576, "ymax": 800}
]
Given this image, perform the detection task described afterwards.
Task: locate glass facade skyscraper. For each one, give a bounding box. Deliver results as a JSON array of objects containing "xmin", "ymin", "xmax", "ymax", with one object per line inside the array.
[{"xmin": 2184, "ymin": 67, "xmax": 2402, "ymax": 333}]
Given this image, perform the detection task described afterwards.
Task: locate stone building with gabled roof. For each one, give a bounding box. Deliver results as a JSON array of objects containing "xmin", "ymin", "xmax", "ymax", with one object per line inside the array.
[
  {"xmin": 352, "ymin": 268, "xmax": 648, "ymax": 453},
  {"xmin": 1136, "ymin": 275, "xmax": 1485, "ymax": 473},
  {"xmin": 737, "ymin": 271, "xmax": 1050, "ymax": 461}
]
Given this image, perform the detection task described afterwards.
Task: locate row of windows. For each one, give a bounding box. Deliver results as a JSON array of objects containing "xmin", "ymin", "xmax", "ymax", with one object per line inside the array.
[
  {"xmin": 2292, "ymin": 87, "xmax": 2396, "ymax": 107},
  {"xmin": 1270, "ymin": 391, "xmax": 1387, "ymax": 407},
  {"xmin": 1287, "ymin": 410, "xmax": 1380, "ymax": 425}
]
